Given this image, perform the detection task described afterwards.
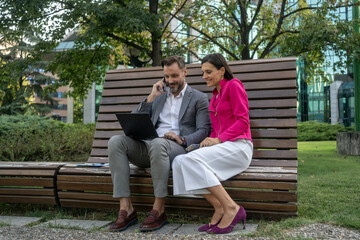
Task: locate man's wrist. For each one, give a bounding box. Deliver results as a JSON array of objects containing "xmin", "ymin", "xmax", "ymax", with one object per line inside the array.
[
  {"xmin": 180, "ymin": 136, "xmax": 186, "ymax": 146},
  {"xmin": 146, "ymin": 94, "xmax": 156, "ymax": 103}
]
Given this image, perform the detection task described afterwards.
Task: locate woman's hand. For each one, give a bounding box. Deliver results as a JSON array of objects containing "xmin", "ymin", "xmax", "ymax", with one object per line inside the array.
[{"xmin": 200, "ymin": 137, "xmax": 222, "ymax": 148}]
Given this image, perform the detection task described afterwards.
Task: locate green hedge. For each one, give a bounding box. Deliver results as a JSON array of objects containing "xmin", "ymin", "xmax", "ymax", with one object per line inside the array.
[
  {"xmin": 298, "ymin": 121, "xmax": 354, "ymax": 141},
  {"xmin": 0, "ymin": 115, "xmax": 95, "ymax": 162}
]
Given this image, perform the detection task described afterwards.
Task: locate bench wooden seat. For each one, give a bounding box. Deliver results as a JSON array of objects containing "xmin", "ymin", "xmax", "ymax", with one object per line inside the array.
[
  {"xmin": 57, "ymin": 57, "xmax": 298, "ymax": 219},
  {"xmin": 0, "ymin": 162, "xmax": 64, "ymax": 205}
]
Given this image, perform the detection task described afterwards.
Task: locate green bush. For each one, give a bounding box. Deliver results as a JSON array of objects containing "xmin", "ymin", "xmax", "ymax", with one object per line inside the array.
[
  {"xmin": 298, "ymin": 121, "xmax": 354, "ymax": 141},
  {"xmin": 0, "ymin": 115, "xmax": 95, "ymax": 162}
]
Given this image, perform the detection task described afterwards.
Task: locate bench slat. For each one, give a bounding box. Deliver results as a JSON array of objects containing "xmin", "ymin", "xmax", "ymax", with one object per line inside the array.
[
  {"xmin": 0, "ymin": 188, "xmax": 55, "ymax": 196},
  {"xmin": 249, "ymin": 109, "xmax": 297, "ymax": 118},
  {"xmin": 105, "ymin": 60, "xmax": 296, "ymax": 80},
  {"xmin": 103, "ymin": 78, "xmax": 296, "ymax": 91},
  {"xmin": 232, "ymin": 173, "xmax": 297, "ymax": 181},
  {"xmin": 97, "ymin": 108, "xmax": 297, "ymax": 120},
  {"xmin": 57, "ymin": 166, "xmax": 297, "ymax": 182},
  {"xmin": 0, "ymin": 196, "xmax": 56, "ymax": 205},
  {"xmin": 93, "ymin": 129, "xmax": 297, "ymax": 140},
  {"xmin": 0, "ymin": 169, "xmax": 56, "ymax": 177},
  {"xmin": 0, "ymin": 178, "xmax": 54, "ymax": 187},
  {"xmin": 92, "ymin": 139, "xmax": 297, "ymax": 149},
  {"xmin": 93, "ymin": 118, "xmax": 297, "ymax": 131},
  {"xmin": 58, "ymin": 192, "xmax": 297, "ymax": 212},
  {"xmin": 57, "ymin": 175, "xmax": 296, "ymax": 190},
  {"xmin": 250, "ymin": 159, "xmax": 298, "ymax": 167},
  {"xmin": 57, "ymin": 182, "xmax": 296, "ymax": 202},
  {"xmin": 98, "ymin": 106, "xmax": 298, "ymax": 117},
  {"xmin": 89, "ymin": 148, "xmax": 298, "ymax": 159},
  {"xmin": 0, "ymin": 162, "xmax": 63, "ymax": 169},
  {"xmin": 100, "ymin": 97, "xmax": 297, "ymax": 110},
  {"xmin": 100, "ymin": 87, "xmax": 297, "ymax": 99},
  {"xmin": 57, "ymin": 175, "xmax": 297, "ymax": 190}
]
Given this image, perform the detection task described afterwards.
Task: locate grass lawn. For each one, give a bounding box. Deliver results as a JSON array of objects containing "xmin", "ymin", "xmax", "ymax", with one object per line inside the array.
[
  {"xmin": 1, "ymin": 141, "xmax": 360, "ymax": 237},
  {"xmin": 254, "ymin": 141, "xmax": 360, "ymax": 238},
  {"xmin": 297, "ymin": 141, "xmax": 360, "ymax": 228}
]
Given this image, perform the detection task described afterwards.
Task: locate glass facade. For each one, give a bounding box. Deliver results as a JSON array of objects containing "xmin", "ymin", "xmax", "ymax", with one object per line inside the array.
[
  {"xmin": 338, "ymin": 81, "xmax": 355, "ymax": 126},
  {"xmin": 297, "ymin": 62, "xmax": 331, "ymax": 123},
  {"xmin": 297, "ymin": 1, "xmax": 354, "ymax": 126}
]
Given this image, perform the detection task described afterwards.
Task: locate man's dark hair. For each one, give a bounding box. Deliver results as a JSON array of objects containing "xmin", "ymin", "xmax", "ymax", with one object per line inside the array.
[
  {"xmin": 201, "ymin": 53, "xmax": 234, "ymax": 80},
  {"xmin": 161, "ymin": 55, "xmax": 185, "ymax": 70}
]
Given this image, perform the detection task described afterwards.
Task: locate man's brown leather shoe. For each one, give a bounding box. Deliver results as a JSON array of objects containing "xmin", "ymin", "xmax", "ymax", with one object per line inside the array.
[
  {"xmin": 139, "ymin": 209, "xmax": 167, "ymax": 232},
  {"xmin": 110, "ymin": 210, "xmax": 138, "ymax": 232}
]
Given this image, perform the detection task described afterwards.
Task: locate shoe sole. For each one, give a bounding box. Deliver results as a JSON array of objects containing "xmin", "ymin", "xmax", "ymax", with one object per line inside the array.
[
  {"xmin": 139, "ymin": 220, "xmax": 168, "ymax": 232},
  {"xmin": 110, "ymin": 218, "xmax": 138, "ymax": 232}
]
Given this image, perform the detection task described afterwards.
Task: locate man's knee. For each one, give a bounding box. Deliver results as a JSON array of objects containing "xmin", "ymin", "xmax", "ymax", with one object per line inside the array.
[
  {"xmin": 149, "ymin": 138, "xmax": 168, "ymax": 151},
  {"xmin": 108, "ymin": 135, "xmax": 128, "ymax": 152}
]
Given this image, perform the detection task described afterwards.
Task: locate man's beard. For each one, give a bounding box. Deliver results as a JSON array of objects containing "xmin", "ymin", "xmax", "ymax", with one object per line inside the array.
[{"xmin": 169, "ymin": 81, "xmax": 184, "ymax": 94}]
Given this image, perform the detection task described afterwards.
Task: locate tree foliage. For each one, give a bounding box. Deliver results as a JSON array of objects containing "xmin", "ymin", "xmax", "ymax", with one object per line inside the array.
[
  {"xmin": 174, "ymin": 0, "xmax": 360, "ymax": 83},
  {"xmin": 1, "ymin": 0, "xmax": 360, "ymax": 102},
  {"xmin": 0, "ymin": 32, "xmax": 57, "ymax": 115},
  {"xmin": 0, "ymin": 0, "xmax": 186, "ymax": 99}
]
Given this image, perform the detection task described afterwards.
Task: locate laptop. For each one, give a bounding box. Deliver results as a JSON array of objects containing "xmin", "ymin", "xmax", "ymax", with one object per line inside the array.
[{"xmin": 116, "ymin": 113, "xmax": 159, "ymax": 139}]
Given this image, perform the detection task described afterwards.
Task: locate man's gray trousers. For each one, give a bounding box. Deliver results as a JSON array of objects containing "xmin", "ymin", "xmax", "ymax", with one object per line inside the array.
[{"xmin": 108, "ymin": 135, "xmax": 186, "ymax": 198}]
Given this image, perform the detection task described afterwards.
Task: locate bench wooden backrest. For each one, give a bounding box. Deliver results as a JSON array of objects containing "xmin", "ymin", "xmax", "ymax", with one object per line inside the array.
[{"xmin": 89, "ymin": 57, "xmax": 297, "ymax": 168}]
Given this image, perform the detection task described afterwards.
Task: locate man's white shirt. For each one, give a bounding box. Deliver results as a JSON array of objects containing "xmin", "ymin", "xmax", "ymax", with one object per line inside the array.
[{"xmin": 156, "ymin": 83, "xmax": 188, "ymax": 137}]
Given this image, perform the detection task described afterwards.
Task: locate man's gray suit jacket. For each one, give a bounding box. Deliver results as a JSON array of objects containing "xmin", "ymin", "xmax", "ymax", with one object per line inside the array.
[{"xmin": 133, "ymin": 85, "xmax": 211, "ymax": 147}]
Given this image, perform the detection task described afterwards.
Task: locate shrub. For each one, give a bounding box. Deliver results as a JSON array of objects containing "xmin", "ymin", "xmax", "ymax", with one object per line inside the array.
[
  {"xmin": 297, "ymin": 121, "xmax": 354, "ymax": 141},
  {"xmin": 0, "ymin": 115, "xmax": 95, "ymax": 162}
]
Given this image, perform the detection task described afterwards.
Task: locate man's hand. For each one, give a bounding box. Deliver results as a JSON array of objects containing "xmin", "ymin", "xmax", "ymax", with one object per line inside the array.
[
  {"xmin": 200, "ymin": 137, "xmax": 222, "ymax": 148},
  {"xmin": 163, "ymin": 132, "xmax": 182, "ymax": 145},
  {"xmin": 147, "ymin": 80, "xmax": 166, "ymax": 102}
]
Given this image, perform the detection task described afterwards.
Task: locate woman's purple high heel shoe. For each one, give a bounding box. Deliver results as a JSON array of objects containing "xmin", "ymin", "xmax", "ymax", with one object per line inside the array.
[
  {"xmin": 206, "ymin": 207, "xmax": 246, "ymax": 234},
  {"xmin": 198, "ymin": 218, "xmax": 222, "ymax": 232}
]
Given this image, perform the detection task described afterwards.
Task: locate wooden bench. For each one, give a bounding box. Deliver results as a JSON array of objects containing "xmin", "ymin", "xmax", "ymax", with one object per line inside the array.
[
  {"xmin": 0, "ymin": 162, "xmax": 64, "ymax": 206},
  {"xmin": 57, "ymin": 57, "xmax": 298, "ymax": 219}
]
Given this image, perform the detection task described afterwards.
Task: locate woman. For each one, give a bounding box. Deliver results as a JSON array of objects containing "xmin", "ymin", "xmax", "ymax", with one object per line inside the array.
[{"xmin": 171, "ymin": 53, "xmax": 253, "ymax": 234}]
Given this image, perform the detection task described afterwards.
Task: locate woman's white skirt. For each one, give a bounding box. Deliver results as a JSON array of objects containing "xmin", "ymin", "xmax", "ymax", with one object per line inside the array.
[{"xmin": 172, "ymin": 139, "xmax": 253, "ymax": 197}]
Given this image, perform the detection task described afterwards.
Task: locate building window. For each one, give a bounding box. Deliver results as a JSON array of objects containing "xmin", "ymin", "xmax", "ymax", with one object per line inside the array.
[
  {"xmin": 52, "ymin": 115, "xmax": 67, "ymax": 123},
  {"xmin": 53, "ymin": 104, "xmax": 67, "ymax": 110},
  {"xmin": 51, "ymin": 92, "xmax": 65, "ymax": 98}
]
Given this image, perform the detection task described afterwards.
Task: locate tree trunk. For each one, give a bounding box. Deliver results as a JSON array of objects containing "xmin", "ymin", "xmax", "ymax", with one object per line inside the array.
[
  {"xmin": 151, "ymin": 37, "xmax": 162, "ymax": 66},
  {"xmin": 241, "ymin": 31, "xmax": 250, "ymax": 60},
  {"xmin": 149, "ymin": 0, "xmax": 162, "ymax": 66},
  {"xmin": 239, "ymin": 0, "xmax": 250, "ymax": 60}
]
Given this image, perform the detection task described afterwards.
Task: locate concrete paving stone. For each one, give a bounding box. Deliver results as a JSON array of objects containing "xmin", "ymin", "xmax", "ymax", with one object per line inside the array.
[
  {"xmin": 0, "ymin": 216, "xmax": 41, "ymax": 227},
  {"xmin": 149, "ymin": 223, "xmax": 182, "ymax": 234},
  {"xmin": 37, "ymin": 219, "xmax": 112, "ymax": 230},
  {"xmin": 174, "ymin": 223, "xmax": 257, "ymax": 236},
  {"xmin": 173, "ymin": 224, "xmax": 207, "ymax": 235},
  {"xmin": 118, "ymin": 222, "xmax": 181, "ymax": 234},
  {"xmin": 226, "ymin": 223, "xmax": 258, "ymax": 236}
]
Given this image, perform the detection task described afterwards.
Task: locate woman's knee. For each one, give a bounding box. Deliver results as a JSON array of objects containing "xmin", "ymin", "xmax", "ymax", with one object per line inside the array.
[{"xmin": 172, "ymin": 155, "xmax": 184, "ymax": 169}]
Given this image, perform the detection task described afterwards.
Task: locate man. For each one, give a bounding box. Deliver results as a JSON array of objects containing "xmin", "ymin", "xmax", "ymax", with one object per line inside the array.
[{"xmin": 108, "ymin": 55, "xmax": 211, "ymax": 232}]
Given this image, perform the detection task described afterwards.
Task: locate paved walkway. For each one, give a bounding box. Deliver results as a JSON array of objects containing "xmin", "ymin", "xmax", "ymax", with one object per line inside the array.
[
  {"xmin": 0, "ymin": 216, "xmax": 259, "ymax": 240},
  {"xmin": 1, "ymin": 216, "xmax": 360, "ymax": 239}
]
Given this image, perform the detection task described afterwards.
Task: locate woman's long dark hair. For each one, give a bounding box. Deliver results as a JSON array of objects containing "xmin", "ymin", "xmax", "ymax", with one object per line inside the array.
[{"xmin": 201, "ymin": 53, "xmax": 234, "ymax": 80}]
